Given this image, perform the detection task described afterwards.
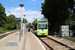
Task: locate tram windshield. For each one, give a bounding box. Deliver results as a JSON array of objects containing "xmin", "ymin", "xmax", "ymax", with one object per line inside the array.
[
  {"xmin": 38, "ymin": 19, "xmax": 47, "ymax": 29},
  {"xmin": 38, "ymin": 24, "xmax": 47, "ymax": 29}
]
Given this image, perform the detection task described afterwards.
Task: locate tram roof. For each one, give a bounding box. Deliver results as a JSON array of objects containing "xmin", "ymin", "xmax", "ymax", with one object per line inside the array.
[
  {"xmin": 32, "ymin": 18, "xmax": 48, "ymax": 25},
  {"xmin": 34, "ymin": 18, "xmax": 47, "ymax": 22}
]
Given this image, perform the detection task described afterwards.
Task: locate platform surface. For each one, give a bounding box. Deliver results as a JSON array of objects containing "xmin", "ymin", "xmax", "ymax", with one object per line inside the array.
[
  {"xmin": 0, "ymin": 31, "xmax": 44, "ymax": 50},
  {"xmin": 23, "ymin": 32, "xmax": 44, "ymax": 50}
]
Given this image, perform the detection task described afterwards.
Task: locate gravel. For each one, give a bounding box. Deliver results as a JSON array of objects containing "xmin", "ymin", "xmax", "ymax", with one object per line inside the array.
[
  {"xmin": 40, "ymin": 37, "xmax": 69, "ymax": 50},
  {"xmin": 47, "ymin": 35, "xmax": 75, "ymax": 49}
]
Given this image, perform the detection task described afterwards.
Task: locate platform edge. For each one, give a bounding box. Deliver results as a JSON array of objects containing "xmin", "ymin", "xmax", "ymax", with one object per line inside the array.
[{"xmin": 31, "ymin": 32, "xmax": 46, "ymax": 50}]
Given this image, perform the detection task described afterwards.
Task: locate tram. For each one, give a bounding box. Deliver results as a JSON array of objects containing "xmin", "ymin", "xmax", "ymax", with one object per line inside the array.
[{"xmin": 33, "ymin": 18, "xmax": 48, "ymax": 36}]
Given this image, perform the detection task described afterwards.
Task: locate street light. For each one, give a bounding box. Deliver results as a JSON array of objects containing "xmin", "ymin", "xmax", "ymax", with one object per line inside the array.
[
  {"xmin": 19, "ymin": 4, "xmax": 24, "ymax": 8},
  {"xmin": 19, "ymin": 4, "xmax": 24, "ymax": 31},
  {"xmin": 23, "ymin": 15, "xmax": 26, "ymax": 23},
  {"xmin": 24, "ymin": 15, "xmax": 26, "ymax": 17},
  {"xmin": 23, "ymin": 15, "xmax": 26, "ymax": 34}
]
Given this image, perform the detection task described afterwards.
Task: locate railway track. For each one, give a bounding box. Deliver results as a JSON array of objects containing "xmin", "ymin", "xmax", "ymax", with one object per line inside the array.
[
  {"xmin": 0, "ymin": 30, "xmax": 18, "ymax": 40},
  {"xmin": 39, "ymin": 36, "xmax": 75, "ymax": 50}
]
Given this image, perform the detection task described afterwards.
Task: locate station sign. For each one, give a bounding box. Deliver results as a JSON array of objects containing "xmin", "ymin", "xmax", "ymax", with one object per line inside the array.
[
  {"xmin": 21, "ymin": 18, "xmax": 23, "ymax": 21},
  {"xmin": 14, "ymin": 18, "xmax": 21, "ymax": 21}
]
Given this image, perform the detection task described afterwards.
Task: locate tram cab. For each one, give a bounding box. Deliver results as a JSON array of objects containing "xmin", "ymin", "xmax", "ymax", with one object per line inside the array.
[{"xmin": 33, "ymin": 18, "xmax": 48, "ymax": 36}]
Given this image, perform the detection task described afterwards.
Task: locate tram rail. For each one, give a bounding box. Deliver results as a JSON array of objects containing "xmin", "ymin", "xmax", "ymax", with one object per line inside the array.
[
  {"xmin": 38, "ymin": 36, "xmax": 75, "ymax": 50},
  {"xmin": 0, "ymin": 30, "xmax": 18, "ymax": 40}
]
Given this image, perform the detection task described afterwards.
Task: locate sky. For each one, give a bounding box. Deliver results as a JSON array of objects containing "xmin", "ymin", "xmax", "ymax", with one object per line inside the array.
[{"xmin": 0, "ymin": 0, "xmax": 44, "ymax": 23}]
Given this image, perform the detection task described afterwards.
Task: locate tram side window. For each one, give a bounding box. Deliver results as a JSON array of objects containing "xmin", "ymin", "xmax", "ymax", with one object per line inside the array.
[{"xmin": 35, "ymin": 23, "xmax": 37, "ymax": 30}]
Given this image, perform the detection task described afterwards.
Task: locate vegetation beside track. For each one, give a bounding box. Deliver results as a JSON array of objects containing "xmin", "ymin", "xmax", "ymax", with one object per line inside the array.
[
  {"xmin": 64, "ymin": 37, "xmax": 75, "ymax": 46},
  {"xmin": 0, "ymin": 27, "xmax": 16, "ymax": 34},
  {"xmin": 0, "ymin": 3, "xmax": 27, "ymax": 34},
  {"xmin": 41, "ymin": 0, "xmax": 75, "ymax": 35}
]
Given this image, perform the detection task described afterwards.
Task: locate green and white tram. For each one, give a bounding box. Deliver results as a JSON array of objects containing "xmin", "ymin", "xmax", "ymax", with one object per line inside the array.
[{"xmin": 33, "ymin": 18, "xmax": 48, "ymax": 36}]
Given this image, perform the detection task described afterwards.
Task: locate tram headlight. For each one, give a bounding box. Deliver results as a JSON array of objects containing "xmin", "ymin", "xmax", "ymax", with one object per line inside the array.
[
  {"xmin": 46, "ymin": 31, "xmax": 48, "ymax": 33},
  {"xmin": 38, "ymin": 31, "xmax": 42, "ymax": 33},
  {"xmin": 38, "ymin": 30, "xmax": 48, "ymax": 33},
  {"xmin": 38, "ymin": 31, "xmax": 40, "ymax": 33}
]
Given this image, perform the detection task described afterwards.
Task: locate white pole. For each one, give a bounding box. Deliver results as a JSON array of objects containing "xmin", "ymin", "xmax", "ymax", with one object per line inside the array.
[
  {"xmin": 19, "ymin": 4, "xmax": 24, "ymax": 42},
  {"xmin": 21, "ymin": 7, "xmax": 22, "ymax": 32}
]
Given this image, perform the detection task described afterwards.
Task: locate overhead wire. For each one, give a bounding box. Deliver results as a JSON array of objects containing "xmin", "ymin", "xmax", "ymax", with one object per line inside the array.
[
  {"xmin": 30, "ymin": 8, "xmax": 41, "ymax": 23},
  {"xmin": 5, "ymin": 8, "xmax": 42, "ymax": 23},
  {"xmin": 5, "ymin": 8, "xmax": 12, "ymax": 13},
  {"xmin": 5, "ymin": 8, "xmax": 15, "ymax": 16},
  {"xmin": 33, "ymin": 8, "xmax": 41, "ymax": 18}
]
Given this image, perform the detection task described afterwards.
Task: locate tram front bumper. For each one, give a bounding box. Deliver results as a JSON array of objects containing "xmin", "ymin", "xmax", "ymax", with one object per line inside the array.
[{"xmin": 37, "ymin": 33, "xmax": 48, "ymax": 36}]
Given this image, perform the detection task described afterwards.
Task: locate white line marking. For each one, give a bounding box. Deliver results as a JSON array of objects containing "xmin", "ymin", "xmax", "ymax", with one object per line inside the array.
[{"xmin": 31, "ymin": 32, "xmax": 46, "ymax": 50}]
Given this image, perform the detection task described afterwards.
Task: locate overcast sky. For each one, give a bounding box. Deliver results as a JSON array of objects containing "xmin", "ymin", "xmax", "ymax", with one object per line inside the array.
[{"xmin": 0, "ymin": 0, "xmax": 44, "ymax": 23}]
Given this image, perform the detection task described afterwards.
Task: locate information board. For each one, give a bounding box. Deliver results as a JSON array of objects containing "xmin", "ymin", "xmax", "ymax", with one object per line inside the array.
[{"xmin": 60, "ymin": 25, "xmax": 69, "ymax": 37}]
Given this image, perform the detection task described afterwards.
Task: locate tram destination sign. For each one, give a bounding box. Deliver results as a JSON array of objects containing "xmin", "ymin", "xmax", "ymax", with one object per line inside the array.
[{"xmin": 38, "ymin": 23, "xmax": 47, "ymax": 24}]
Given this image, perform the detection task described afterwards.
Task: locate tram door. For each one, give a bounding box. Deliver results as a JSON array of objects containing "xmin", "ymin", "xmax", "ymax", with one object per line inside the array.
[{"xmin": 34, "ymin": 23, "xmax": 37, "ymax": 30}]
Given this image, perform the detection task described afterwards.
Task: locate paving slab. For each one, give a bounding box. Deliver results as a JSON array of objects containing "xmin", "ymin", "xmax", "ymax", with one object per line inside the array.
[
  {"xmin": 0, "ymin": 31, "xmax": 44, "ymax": 50},
  {"xmin": 23, "ymin": 32, "xmax": 44, "ymax": 50}
]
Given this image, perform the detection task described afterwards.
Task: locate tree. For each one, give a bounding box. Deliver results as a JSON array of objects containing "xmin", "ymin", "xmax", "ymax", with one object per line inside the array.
[
  {"xmin": 23, "ymin": 18, "xmax": 28, "ymax": 23},
  {"xmin": 5, "ymin": 14, "xmax": 17, "ymax": 30},
  {"xmin": 65, "ymin": 0, "xmax": 75, "ymax": 30},
  {"xmin": 0, "ymin": 3, "xmax": 6, "ymax": 26},
  {"xmin": 41, "ymin": 0, "xmax": 68, "ymax": 32},
  {"xmin": 27, "ymin": 23, "xmax": 33, "ymax": 28},
  {"xmin": 67, "ymin": 0, "xmax": 73, "ymax": 9}
]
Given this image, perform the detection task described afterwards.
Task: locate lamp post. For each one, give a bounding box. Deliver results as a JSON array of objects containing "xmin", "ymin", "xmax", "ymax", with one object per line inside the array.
[
  {"xmin": 23, "ymin": 15, "xmax": 26, "ymax": 23},
  {"xmin": 24, "ymin": 14, "xmax": 26, "ymax": 17},
  {"xmin": 19, "ymin": 4, "xmax": 24, "ymax": 31},
  {"xmin": 23, "ymin": 15, "xmax": 26, "ymax": 34}
]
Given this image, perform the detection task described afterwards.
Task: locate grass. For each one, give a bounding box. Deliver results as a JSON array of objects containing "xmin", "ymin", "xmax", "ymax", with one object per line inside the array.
[
  {"xmin": 64, "ymin": 38, "xmax": 75, "ymax": 46},
  {"xmin": 0, "ymin": 27, "xmax": 16, "ymax": 34}
]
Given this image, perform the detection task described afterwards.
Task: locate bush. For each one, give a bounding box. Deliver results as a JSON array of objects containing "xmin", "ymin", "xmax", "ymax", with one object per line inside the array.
[
  {"xmin": 0, "ymin": 27, "xmax": 16, "ymax": 34},
  {"xmin": 71, "ymin": 25, "xmax": 75, "ymax": 31},
  {"xmin": 0, "ymin": 27, "xmax": 6, "ymax": 34}
]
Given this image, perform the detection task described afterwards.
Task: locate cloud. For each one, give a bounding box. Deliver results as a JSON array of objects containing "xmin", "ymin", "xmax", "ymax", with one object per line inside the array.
[
  {"xmin": 5, "ymin": 7, "xmax": 25, "ymax": 17},
  {"xmin": 5, "ymin": 7, "xmax": 44, "ymax": 23}
]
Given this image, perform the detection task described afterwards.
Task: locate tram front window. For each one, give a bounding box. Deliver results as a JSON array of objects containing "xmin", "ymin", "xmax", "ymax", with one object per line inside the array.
[{"xmin": 38, "ymin": 24, "xmax": 47, "ymax": 29}]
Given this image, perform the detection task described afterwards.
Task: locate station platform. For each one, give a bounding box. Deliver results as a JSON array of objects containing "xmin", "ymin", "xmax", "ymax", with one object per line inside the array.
[{"xmin": 0, "ymin": 31, "xmax": 44, "ymax": 50}]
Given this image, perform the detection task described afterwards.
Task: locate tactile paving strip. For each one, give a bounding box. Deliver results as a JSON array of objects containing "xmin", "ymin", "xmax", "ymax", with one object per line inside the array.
[{"xmin": 5, "ymin": 42, "xmax": 18, "ymax": 46}]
